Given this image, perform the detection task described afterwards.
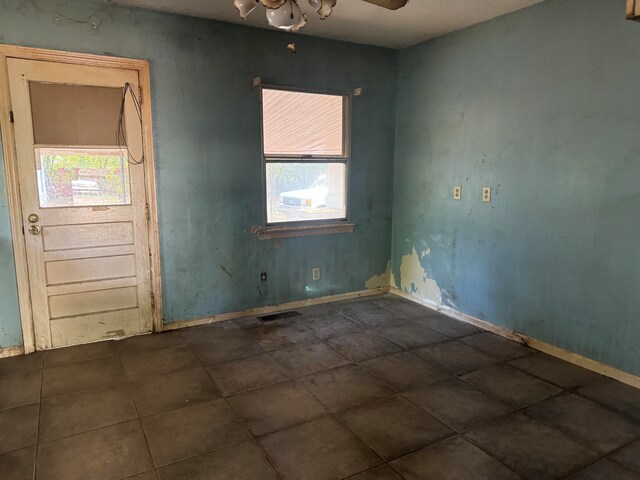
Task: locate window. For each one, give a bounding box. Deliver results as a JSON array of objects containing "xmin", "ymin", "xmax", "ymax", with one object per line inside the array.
[
  {"xmin": 34, "ymin": 148, "xmax": 131, "ymax": 208},
  {"xmin": 261, "ymin": 87, "xmax": 349, "ymax": 225}
]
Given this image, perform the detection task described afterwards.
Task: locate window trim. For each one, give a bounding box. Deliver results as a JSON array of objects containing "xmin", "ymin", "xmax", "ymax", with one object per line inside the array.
[{"xmin": 259, "ymin": 84, "xmax": 352, "ymax": 231}]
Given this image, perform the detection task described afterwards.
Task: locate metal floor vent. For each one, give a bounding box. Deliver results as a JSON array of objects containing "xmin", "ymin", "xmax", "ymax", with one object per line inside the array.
[{"xmin": 258, "ymin": 311, "xmax": 302, "ymax": 322}]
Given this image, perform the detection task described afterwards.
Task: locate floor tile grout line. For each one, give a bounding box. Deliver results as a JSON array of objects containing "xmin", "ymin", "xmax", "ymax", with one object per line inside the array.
[
  {"xmin": 459, "ymin": 397, "xmax": 634, "ymax": 480},
  {"xmin": 295, "ymin": 366, "xmax": 397, "ymax": 416},
  {"xmin": 0, "ymin": 444, "xmax": 38, "ymax": 460},
  {"xmin": 451, "ymin": 376, "xmax": 611, "ymax": 455},
  {"xmin": 216, "ymin": 384, "xmax": 286, "ymax": 480},
  {"xmin": 150, "ymin": 437, "xmax": 266, "ymax": 476},
  {"xmin": 32, "ymin": 348, "xmax": 45, "ymax": 480},
  {"xmin": 42, "ymin": 352, "xmax": 118, "ymax": 370},
  {"xmin": 34, "ymin": 409, "xmax": 139, "ymax": 447},
  {"xmin": 331, "ymin": 398, "xmax": 419, "ymax": 464},
  {"xmin": 120, "ymin": 467, "xmax": 158, "ymax": 480},
  {"xmin": 457, "ymin": 368, "xmax": 640, "ymax": 431},
  {"xmin": 461, "ymin": 430, "xmax": 543, "ymax": 479},
  {"xmin": 40, "ymin": 378, "xmax": 131, "ymax": 403},
  {"xmin": 119, "ymin": 352, "xmax": 160, "ymax": 475},
  {"xmin": 340, "ymin": 464, "xmax": 402, "ymax": 480},
  {"xmin": 204, "ymin": 361, "xmax": 291, "ymax": 398},
  {"xmin": 230, "ymin": 390, "xmax": 336, "ymax": 437},
  {"xmin": 455, "ymin": 370, "xmax": 564, "ymax": 410},
  {"xmin": 0, "ymin": 398, "xmax": 42, "ymax": 413},
  {"xmin": 595, "ymin": 457, "xmax": 640, "ymax": 478},
  {"xmin": 524, "ymin": 409, "xmax": 640, "ymax": 469}
]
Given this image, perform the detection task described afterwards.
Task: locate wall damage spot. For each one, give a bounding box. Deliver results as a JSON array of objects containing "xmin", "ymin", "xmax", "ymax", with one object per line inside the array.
[
  {"xmin": 365, "ymin": 261, "xmax": 391, "ymax": 289},
  {"xmin": 398, "ymin": 247, "xmax": 442, "ymax": 305},
  {"xmin": 219, "ymin": 264, "xmax": 235, "ymax": 279},
  {"xmin": 390, "ymin": 268, "xmax": 398, "ymax": 289},
  {"xmin": 105, "ymin": 329, "xmax": 126, "ymax": 337}
]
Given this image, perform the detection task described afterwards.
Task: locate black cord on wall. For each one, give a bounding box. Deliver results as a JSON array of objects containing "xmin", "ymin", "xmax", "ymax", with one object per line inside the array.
[{"xmin": 116, "ymin": 82, "xmax": 145, "ymax": 165}]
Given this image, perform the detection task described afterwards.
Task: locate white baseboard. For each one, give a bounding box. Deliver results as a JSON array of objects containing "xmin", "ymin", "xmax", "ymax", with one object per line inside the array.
[
  {"xmin": 8, "ymin": 282, "xmax": 635, "ymax": 390},
  {"xmin": 0, "ymin": 288, "xmax": 390, "ymax": 357},
  {"xmin": 163, "ymin": 287, "xmax": 390, "ymax": 331},
  {"xmin": 390, "ymin": 287, "xmax": 640, "ymax": 390},
  {"xmin": 0, "ymin": 345, "xmax": 24, "ymax": 358}
]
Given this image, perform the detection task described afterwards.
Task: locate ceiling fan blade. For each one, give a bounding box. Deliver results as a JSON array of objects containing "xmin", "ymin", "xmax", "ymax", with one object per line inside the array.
[{"xmin": 361, "ymin": 0, "xmax": 408, "ymax": 10}]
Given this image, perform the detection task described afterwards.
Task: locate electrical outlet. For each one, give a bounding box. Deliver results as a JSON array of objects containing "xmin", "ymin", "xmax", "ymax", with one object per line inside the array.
[
  {"xmin": 482, "ymin": 187, "xmax": 491, "ymax": 203},
  {"xmin": 312, "ymin": 267, "xmax": 321, "ymax": 281},
  {"xmin": 453, "ymin": 185, "xmax": 462, "ymax": 200},
  {"xmin": 260, "ymin": 272, "xmax": 267, "ymax": 282}
]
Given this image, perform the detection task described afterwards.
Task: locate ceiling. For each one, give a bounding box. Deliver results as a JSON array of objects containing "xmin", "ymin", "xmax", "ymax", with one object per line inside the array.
[{"xmin": 111, "ymin": 0, "xmax": 545, "ymax": 49}]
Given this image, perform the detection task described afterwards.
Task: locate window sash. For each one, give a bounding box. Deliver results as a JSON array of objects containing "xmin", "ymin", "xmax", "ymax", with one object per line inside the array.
[
  {"xmin": 260, "ymin": 86, "xmax": 351, "ymax": 227},
  {"xmin": 264, "ymin": 157, "xmax": 348, "ymax": 164}
]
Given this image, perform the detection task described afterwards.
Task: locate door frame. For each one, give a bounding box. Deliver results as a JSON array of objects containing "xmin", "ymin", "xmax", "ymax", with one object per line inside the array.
[{"xmin": 0, "ymin": 44, "xmax": 163, "ymax": 353}]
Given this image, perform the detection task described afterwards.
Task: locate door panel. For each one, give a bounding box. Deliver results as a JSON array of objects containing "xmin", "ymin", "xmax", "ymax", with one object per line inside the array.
[
  {"xmin": 50, "ymin": 308, "xmax": 141, "ymax": 347},
  {"xmin": 49, "ymin": 286, "xmax": 139, "ymax": 319},
  {"xmin": 45, "ymin": 255, "xmax": 137, "ymax": 285},
  {"xmin": 42, "ymin": 222, "xmax": 134, "ymax": 251},
  {"xmin": 8, "ymin": 58, "xmax": 152, "ymax": 349}
]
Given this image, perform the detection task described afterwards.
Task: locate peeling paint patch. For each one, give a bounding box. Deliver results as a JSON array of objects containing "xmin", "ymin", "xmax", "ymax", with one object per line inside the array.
[
  {"xmin": 106, "ymin": 329, "xmax": 126, "ymax": 337},
  {"xmin": 365, "ymin": 261, "xmax": 391, "ymax": 289},
  {"xmin": 398, "ymin": 247, "xmax": 442, "ymax": 305}
]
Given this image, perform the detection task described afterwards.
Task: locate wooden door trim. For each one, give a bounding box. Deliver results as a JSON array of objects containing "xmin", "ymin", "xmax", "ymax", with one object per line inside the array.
[{"xmin": 0, "ymin": 45, "xmax": 164, "ymax": 353}]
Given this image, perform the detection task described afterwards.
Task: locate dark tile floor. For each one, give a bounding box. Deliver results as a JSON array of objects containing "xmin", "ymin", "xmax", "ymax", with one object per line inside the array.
[{"xmin": 1, "ymin": 294, "xmax": 640, "ymax": 479}]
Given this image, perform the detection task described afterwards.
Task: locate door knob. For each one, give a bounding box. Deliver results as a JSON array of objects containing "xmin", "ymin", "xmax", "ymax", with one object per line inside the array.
[
  {"xmin": 28, "ymin": 225, "xmax": 40, "ymax": 235},
  {"xmin": 27, "ymin": 213, "xmax": 39, "ymax": 223}
]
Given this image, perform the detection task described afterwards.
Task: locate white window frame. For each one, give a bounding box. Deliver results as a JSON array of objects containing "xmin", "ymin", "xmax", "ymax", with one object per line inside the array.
[{"xmin": 260, "ymin": 85, "xmax": 351, "ymax": 229}]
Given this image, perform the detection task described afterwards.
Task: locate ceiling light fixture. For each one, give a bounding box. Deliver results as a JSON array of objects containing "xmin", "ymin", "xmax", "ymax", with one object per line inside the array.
[
  {"xmin": 233, "ymin": 0, "xmax": 408, "ymax": 32},
  {"xmin": 233, "ymin": 0, "xmax": 336, "ymax": 32}
]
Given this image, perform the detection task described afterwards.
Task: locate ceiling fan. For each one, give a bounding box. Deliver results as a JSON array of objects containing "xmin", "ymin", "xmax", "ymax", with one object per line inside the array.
[{"xmin": 233, "ymin": 0, "xmax": 408, "ymax": 32}]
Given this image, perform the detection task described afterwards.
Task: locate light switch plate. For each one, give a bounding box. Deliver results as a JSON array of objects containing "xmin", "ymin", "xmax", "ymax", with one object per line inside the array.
[
  {"xmin": 453, "ymin": 186, "xmax": 462, "ymax": 200},
  {"xmin": 482, "ymin": 187, "xmax": 491, "ymax": 202}
]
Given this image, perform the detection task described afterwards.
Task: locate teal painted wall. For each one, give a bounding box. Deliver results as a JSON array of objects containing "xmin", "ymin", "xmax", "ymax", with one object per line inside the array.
[
  {"xmin": 0, "ymin": 130, "xmax": 22, "ymax": 347},
  {"xmin": 392, "ymin": 0, "xmax": 640, "ymax": 375},
  {"xmin": 3, "ymin": 0, "xmax": 639, "ymax": 379},
  {"xmin": 0, "ymin": 0, "xmax": 396, "ymax": 347}
]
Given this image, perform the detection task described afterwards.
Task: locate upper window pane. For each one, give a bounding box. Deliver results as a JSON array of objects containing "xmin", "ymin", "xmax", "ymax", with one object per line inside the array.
[
  {"xmin": 262, "ymin": 89, "xmax": 344, "ymax": 157},
  {"xmin": 30, "ymin": 83, "xmax": 122, "ymax": 146}
]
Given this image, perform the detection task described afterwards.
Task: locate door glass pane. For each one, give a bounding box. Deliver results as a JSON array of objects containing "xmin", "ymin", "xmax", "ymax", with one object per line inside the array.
[
  {"xmin": 34, "ymin": 148, "xmax": 131, "ymax": 208},
  {"xmin": 262, "ymin": 89, "xmax": 344, "ymax": 156},
  {"xmin": 266, "ymin": 162, "xmax": 346, "ymax": 224}
]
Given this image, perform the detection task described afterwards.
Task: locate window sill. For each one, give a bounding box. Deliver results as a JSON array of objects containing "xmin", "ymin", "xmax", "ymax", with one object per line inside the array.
[{"xmin": 256, "ymin": 222, "xmax": 355, "ymax": 240}]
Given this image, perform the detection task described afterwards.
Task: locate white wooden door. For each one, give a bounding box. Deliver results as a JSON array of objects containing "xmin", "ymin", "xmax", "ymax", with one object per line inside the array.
[{"xmin": 8, "ymin": 58, "xmax": 153, "ymax": 349}]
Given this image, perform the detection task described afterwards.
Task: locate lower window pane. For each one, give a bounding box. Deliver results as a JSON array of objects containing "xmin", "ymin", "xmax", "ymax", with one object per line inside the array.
[
  {"xmin": 35, "ymin": 148, "xmax": 131, "ymax": 208},
  {"xmin": 266, "ymin": 162, "xmax": 346, "ymax": 224}
]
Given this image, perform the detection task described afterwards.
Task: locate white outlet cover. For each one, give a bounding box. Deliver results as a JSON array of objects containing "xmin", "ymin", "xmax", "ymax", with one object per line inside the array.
[
  {"xmin": 482, "ymin": 187, "xmax": 491, "ymax": 202},
  {"xmin": 453, "ymin": 186, "xmax": 462, "ymax": 200}
]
